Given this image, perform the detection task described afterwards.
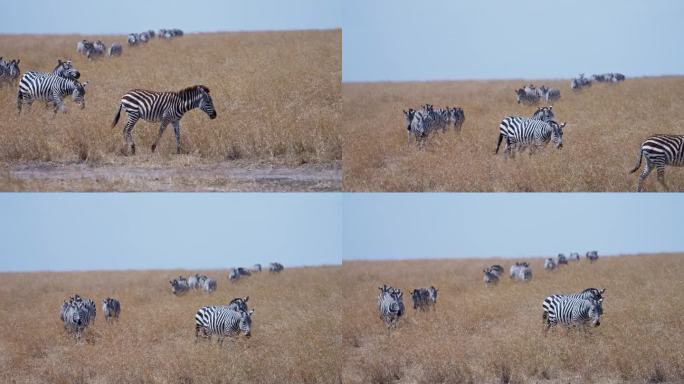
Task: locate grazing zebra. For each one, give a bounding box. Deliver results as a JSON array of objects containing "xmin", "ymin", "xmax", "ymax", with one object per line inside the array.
[
  {"xmin": 108, "ymin": 43, "xmax": 123, "ymax": 57},
  {"xmin": 557, "ymin": 253, "xmax": 568, "ymax": 265},
  {"xmin": 509, "ymin": 262, "xmax": 532, "ymax": 281},
  {"xmin": 570, "ymin": 252, "xmax": 580, "ymax": 261},
  {"xmin": 542, "ymin": 296, "xmax": 603, "ymax": 333},
  {"xmin": 195, "ymin": 306, "xmax": 254, "ymax": 344},
  {"xmin": 377, "ymin": 284, "xmax": 404, "ymax": 331},
  {"xmin": 488, "ymin": 265, "xmax": 504, "ymax": 277},
  {"xmin": 170, "ymin": 277, "xmax": 189, "ymax": 295},
  {"xmin": 496, "ymin": 116, "xmax": 566, "ymax": 157},
  {"xmin": 0, "ymin": 58, "xmax": 20, "ymax": 86},
  {"xmin": 17, "ymin": 73, "xmax": 88, "ymax": 114},
  {"xmin": 269, "ymin": 262, "xmax": 284, "ymax": 273},
  {"xmin": 201, "ymin": 277, "xmax": 217, "ymax": 293},
  {"xmin": 629, "ymin": 134, "xmax": 684, "ymax": 192},
  {"xmin": 60, "ymin": 295, "xmax": 96, "ymax": 340},
  {"xmin": 586, "ymin": 251, "xmax": 599, "ymax": 262},
  {"xmin": 102, "ymin": 297, "xmax": 121, "ymax": 322},
  {"xmin": 544, "ymin": 258, "xmax": 557, "ymax": 271},
  {"xmin": 483, "ymin": 268, "xmax": 500, "ymax": 286},
  {"xmin": 111, "ymin": 85, "xmax": 217, "ymax": 155},
  {"xmin": 228, "ymin": 296, "xmax": 250, "ymax": 312},
  {"xmin": 410, "ymin": 286, "xmax": 438, "ymax": 311},
  {"xmin": 571, "ymin": 74, "xmax": 592, "ymax": 90}
]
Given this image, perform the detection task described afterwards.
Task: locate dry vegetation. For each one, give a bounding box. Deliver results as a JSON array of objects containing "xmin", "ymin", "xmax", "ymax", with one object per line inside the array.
[
  {"xmin": 342, "ymin": 254, "xmax": 684, "ymax": 383},
  {"xmin": 343, "ymin": 78, "xmax": 684, "ymax": 191},
  {"xmin": 0, "ymin": 267, "xmax": 341, "ymax": 383},
  {"xmin": 0, "ymin": 30, "xmax": 341, "ymax": 191}
]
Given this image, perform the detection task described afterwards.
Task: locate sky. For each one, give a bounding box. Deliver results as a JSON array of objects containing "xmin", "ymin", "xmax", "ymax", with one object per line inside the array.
[
  {"xmin": 0, "ymin": 0, "xmax": 341, "ymax": 34},
  {"xmin": 0, "ymin": 194, "xmax": 342, "ymax": 271},
  {"xmin": 342, "ymin": 0, "xmax": 684, "ymax": 82},
  {"xmin": 343, "ymin": 194, "xmax": 684, "ymax": 261}
]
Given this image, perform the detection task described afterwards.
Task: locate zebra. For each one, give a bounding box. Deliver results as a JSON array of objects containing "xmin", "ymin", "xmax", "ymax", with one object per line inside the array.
[
  {"xmin": 377, "ymin": 285, "xmax": 404, "ymax": 331},
  {"xmin": 78, "ymin": 40, "xmax": 105, "ymax": 59},
  {"xmin": 128, "ymin": 34, "xmax": 139, "ymax": 46},
  {"xmin": 403, "ymin": 108, "xmax": 425, "ymax": 144},
  {"xmin": 509, "ymin": 262, "xmax": 532, "ymax": 281},
  {"xmin": 188, "ymin": 274, "xmax": 201, "ymax": 290},
  {"xmin": 0, "ymin": 58, "xmax": 20, "ymax": 86},
  {"xmin": 515, "ymin": 88, "xmax": 540, "ymax": 105},
  {"xmin": 228, "ymin": 268, "xmax": 241, "ymax": 282},
  {"xmin": 557, "ymin": 253, "xmax": 568, "ymax": 265},
  {"xmin": 496, "ymin": 117, "xmax": 566, "ymax": 157},
  {"xmin": 250, "ymin": 263, "xmax": 262, "ymax": 273},
  {"xmin": 195, "ymin": 306, "xmax": 254, "ymax": 344},
  {"xmin": 201, "ymin": 277, "xmax": 217, "ymax": 293},
  {"xmin": 542, "ymin": 288, "xmax": 605, "ymax": 326},
  {"xmin": 629, "ymin": 134, "xmax": 684, "ymax": 192},
  {"xmin": 60, "ymin": 295, "xmax": 96, "ymax": 340},
  {"xmin": 170, "ymin": 277, "xmax": 189, "ymax": 295},
  {"xmin": 108, "ymin": 43, "xmax": 123, "ymax": 57},
  {"xmin": 539, "ymin": 86, "xmax": 561, "ymax": 102},
  {"xmin": 495, "ymin": 106, "xmax": 554, "ymax": 154},
  {"xmin": 228, "ymin": 296, "xmax": 250, "ymax": 312},
  {"xmin": 410, "ymin": 286, "xmax": 438, "ymax": 311},
  {"xmin": 570, "ymin": 252, "xmax": 580, "ymax": 261},
  {"xmin": 542, "ymin": 296, "xmax": 603, "ymax": 334},
  {"xmin": 17, "ymin": 73, "xmax": 88, "ymax": 114},
  {"xmin": 102, "ymin": 297, "xmax": 121, "ymax": 322},
  {"xmin": 586, "ymin": 251, "xmax": 599, "ymax": 263},
  {"xmin": 488, "ymin": 264, "xmax": 504, "ymax": 277},
  {"xmin": 483, "ymin": 268, "xmax": 500, "ymax": 286},
  {"xmin": 571, "ymin": 74, "xmax": 592, "ymax": 90},
  {"xmin": 268, "ymin": 262, "xmax": 284, "ymax": 273},
  {"xmin": 544, "ymin": 258, "xmax": 557, "ymax": 271},
  {"xmin": 447, "ymin": 106, "xmax": 465, "ymax": 132},
  {"xmin": 111, "ymin": 85, "xmax": 217, "ymax": 155}
]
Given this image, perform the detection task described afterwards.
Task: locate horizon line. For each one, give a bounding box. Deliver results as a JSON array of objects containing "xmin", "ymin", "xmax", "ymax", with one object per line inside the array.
[{"xmin": 342, "ymin": 74, "xmax": 684, "ymax": 85}]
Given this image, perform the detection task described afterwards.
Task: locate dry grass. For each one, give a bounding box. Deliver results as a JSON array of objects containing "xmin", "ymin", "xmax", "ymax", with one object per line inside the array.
[
  {"xmin": 342, "ymin": 254, "xmax": 684, "ymax": 383},
  {"xmin": 342, "ymin": 78, "xmax": 684, "ymax": 191},
  {"xmin": 0, "ymin": 267, "xmax": 341, "ymax": 384},
  {"xmin": 0, "ymin": 30, "xmax": 341, "ymax": 190}
]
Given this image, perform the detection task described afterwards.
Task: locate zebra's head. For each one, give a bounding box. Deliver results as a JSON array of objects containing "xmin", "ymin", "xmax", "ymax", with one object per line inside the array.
[
  {"xmin": 6, "ymin": 59, "xmax": 20, "ymax": 79},
  {"xmin": 54, "ymin": 59, "xmax": 80, "ymax": 80},
  {"xmin": 403, "ymin": 109, "xmax": 415, "ymax": 131},
  {"xmin": 239, "ymin": 309, "xmax": 254, "ymax": 337},
  {"xmin": 589, "ymin": 298, "xmax": 603, "ymax": 326},
  {"xmin": 72, "ymin": 81, "xmax": 88, "ymax": 109},
  {"xmin": 197, "ymin": 86, "xmax": 217, "ymax": 119},
  {"xmin": 549, "ymin": 120, "xmax": 566, "ymax": 149}
]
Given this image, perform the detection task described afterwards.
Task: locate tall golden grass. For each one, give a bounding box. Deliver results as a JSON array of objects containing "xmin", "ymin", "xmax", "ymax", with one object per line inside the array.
[
  {"xmin": 342, "ymin": 254, "xmax": 684, "ymax": 383},
  {"xmin": 0, "ymin": 267, "xmax": 341, "ymax": 383},
  {"xmin": 342, "ymin": 78, "xmax": 684, "ymax": 191},
  {"xmin": 0, "ymin": 30, "xmax": 341, "ymax": 167}
]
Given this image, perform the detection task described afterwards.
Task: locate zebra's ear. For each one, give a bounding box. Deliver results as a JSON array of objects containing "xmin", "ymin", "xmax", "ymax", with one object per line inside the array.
[
  {"xmin": 249, "ymin": 309, "xmax": 254, "ymax": 315},
  {"xmin": 82, "ymin": 81, "xmax": 89, "ymax": 88},
  {"xmin": 244, "ymin": 296, "xmax": 249, "ymax": 302}
]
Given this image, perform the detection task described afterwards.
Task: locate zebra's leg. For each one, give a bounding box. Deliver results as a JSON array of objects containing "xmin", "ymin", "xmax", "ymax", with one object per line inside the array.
[
  {"xmin": 123, "ymin": 113, "xmax": 140, "ymax": 155},
  {"xmin": 656, "ymin": 165, "xmax": 669, "ymax": 191},
  {"xmin": 636, "ymin": 160, "xmax": 653, "ymax": 192},
  {"xmin": 172, "ymin": 121, "xmax": 182, "ymax": 154},
  {"xmin": 151, "ymin": 119, "xmax": 171, "ymax": 153}
]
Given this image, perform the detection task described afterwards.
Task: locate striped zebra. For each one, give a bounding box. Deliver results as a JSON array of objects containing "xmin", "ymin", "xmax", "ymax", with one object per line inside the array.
[
  {"xmin": 102, "ymin": 297, "xmax": 121, "ymax": 322},
  {"xmin": 497, "ymin": 116, "xmax": 566, "ymax": 157},
  {"xmin": 195, "ymin": 306, "xmax": 254, "ymax": 344},
  {"xmin": 410, "ymin": 286, "xmax": 438, "ymax": 311},
  {"xmin": 483, "ymin": 268, "xmax": 500, "ymax": 286},
  {"xmin": 515, "ymin": 87, "xmax": 540, "ymax": 105},
  {"xmin": 542, "ymin": 295, "xmax": 603, "ymax": 333},
  {"xmin": 629, "ymin": 134, "xmax": 684, "ymax": 192},
  {"xmin": 586, "ymin": 251, "xmax": 599, "ymax": 262},
  {"xmin": 17, "ymin": 74, "xmax": 88, "ymax": 114},
  {"xmin": 544, "ymin": 258, "xmax": 557, "ymax": 271},
  {"xmin": 60, "ymin": 295, "xmax": 96, "ymax": 340},
  {"xmin": 488, "ymin": 264, "xmax": 504, "ymax": 277},
  {"xmin": 557, "ymin": 253, "xmax": 568, "ymax": 265},
  {"xmin": 228, "ymin": 296, "xmax": 250, "ymax": 312},
  {"xmin": 170, "ymin": 277, "xmax": 189, "ymax": 295},
  {"xmin": 108, "ymin": 43, "xmax": 123, "ymax": 57},
  {"xmin": 539, "ymin": 86, "xmax": 561, "ymax": 102},
  {"xmin": 542, "ymin": 288, "xmax": 605, "ymax": 325},
  {"xmin": 0, "ymin": 58, "xmax": 20, "ymax": 86},
  {"xmin": 571, "ymin": 74, "xmax": 592, "ymax": 90},
  {"xmin": 228, "ymin": 268, "xmax": 241, "ymax": 281},
  {"xmin": 188, "ymin": 274, "xmax": 201, "ymax": 290},
  {"xmin": 509, "ymin": 262, "xmax": 532, "ymax": 281},
  {"xmin": 377, "ymin": 284, "xmax": 404, "ymax": 331},
  {"xmin": 448, "ymin": 106, "xmax": 465, "ymax": 132},
  {"xmin": 111, "ymin": 85, "xmax": 217, "ymax": 155},
  {"xmin": 269, "ymin": 262, "xmax": 284, "ymax": 273},
  {"xmin": 201, "ymin": 277, "xmax": 217, "ymax": 293},
  {"xmin": 495, "ymin": 106, "xmax": 554, "ymax": 154}
]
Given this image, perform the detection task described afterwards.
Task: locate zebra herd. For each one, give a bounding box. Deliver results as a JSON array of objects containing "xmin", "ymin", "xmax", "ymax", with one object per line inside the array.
[
  {"xmin": 515, "ymin": 84, "xmax": 561, "ymax": 105},
  {"xmin": 570, "ymin": 73, "xmax": 625, "ymax": 90},
  {"xmin": 227, "ymin": 263, "xmax": 282, "ymax": 282},
  {"xmin": 60, "ymin": 295, "xmax": 120, "ymax": 340},
  {"xmin": 128, "ymin": 29, "xmax": 183, "ymax": 46},
  {"xmin": 170, "ymin": 274, "xmax": 218, "ymax": 295},
  {"xmin": 545, "ymin": 251, "xmax": 597, "ymax": 270},
  {"xmin": 76, "ymin": 40, "xmax": 120, "ymax": 59},
  {"xmin": 403, "ymin": 104, "xmax": 465, "ymax": 144}
]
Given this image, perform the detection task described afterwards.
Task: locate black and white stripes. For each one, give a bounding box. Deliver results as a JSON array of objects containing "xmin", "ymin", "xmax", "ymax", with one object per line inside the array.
[
  {"xmin": 195, "ymin": 300, "xmax": 254, "ymax": 344},
  {"xmin": 629, "ymin": 134, "xmax": 684, "ymax": 192},
  {"xmin": 111, "ymin": 85, "xmax": 217, "ymax": 155},
  {"xmin": 377, "ymin": 284, "xmax": 404, "ymax": 330},
  {"xmin": 0, "ymin": 57, "xmax": 20, "ymax": 86},
  {"xmin": 403, "ymin": 104, "xmax": 466, "ymax": 144},
  {"xmin": 60, "ymin": 295, "xmax": 96, "ymax": 341},
  {"xmin": 542, "ymin": 294, "xmax": 603, "ymax": 333},
  {"xmin": 496, "ymin": 107, "xmax": 565, "ymax": 157}
]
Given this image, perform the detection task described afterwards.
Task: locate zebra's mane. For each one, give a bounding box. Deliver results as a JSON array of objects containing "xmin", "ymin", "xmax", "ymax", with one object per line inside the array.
[{"xmin": 179, "ymin": 85, "xmax": 210, "ymax": 96}]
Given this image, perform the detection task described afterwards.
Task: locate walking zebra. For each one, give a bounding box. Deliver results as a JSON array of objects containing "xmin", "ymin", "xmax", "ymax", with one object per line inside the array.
[
  {"xmin": 629, "ymin": 134, "xmax": 684, "ymax": 192},
  {"xmin": 542, "ymin": 288, "xmax": 605, "ymax": 326},
  {"xmin": 111, "ymin": 86, "xmax": 216, "ymax": 155},
  {"xmin": 410, "ymin": 286, "xmax": 438, "ymax": 311},
  {"xmin": 17, "ymin": 74, "xmax": 88, "ymax": 114},
  {"xmin": 483, "ymin": 268, "xmax": 500, "ymax": 286},
  {"xmin": 496, "ymin": 106, "xmax": 554, "ymax": 154},
  {"xmin": 377, "ymin": 284, "xmax": 404, "ymax": 331},
  {"xmin": 195, "ymin": 306, "xmax": 254, "ymax": 344},
  {"xmin": 170, "ymin": 277, "xmax": 189, "ymax": 295},
  {"xmin": 542, "ymin": 295, "xmax": 603, "ymax": 333},
  {"xmin": 102, "ymin": 297, "xmax": 121, "ymax": 322},
  {"xmin": 586, "ymin": 251, "xmax": 599, "ymax": 262},
  {"xmin": 60, "ymin": 295, "xmax": 96, "ymax": 340},
  {"xmin": 544, "ymin": 258, "xmax": 557, "ymax": 271},
  {"xmin": 496, "ymin": 115, "xmax": 566, "ymax": 157}
]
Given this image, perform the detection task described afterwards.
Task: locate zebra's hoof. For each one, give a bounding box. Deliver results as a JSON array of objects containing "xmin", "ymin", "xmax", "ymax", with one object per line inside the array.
[{"xmin": 151, "ymin": 144, "xmax": 156, "ymax": 153}]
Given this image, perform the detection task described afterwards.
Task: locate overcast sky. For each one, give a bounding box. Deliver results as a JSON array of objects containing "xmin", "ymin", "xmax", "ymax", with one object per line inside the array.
[
  {"xmin": 343, "ymin": 194, "xmax": 684, "ymax": 261},
  {"xmin": 342, "ymin": 0, "xmax": 684, "ymax": 82},
  {"xmin": 0, "ymin": 194, "xmax": 342, "ymax": 271},
  {"xmin": 0, "ymin": 0, "xmax": 340, "ymax": 34}
]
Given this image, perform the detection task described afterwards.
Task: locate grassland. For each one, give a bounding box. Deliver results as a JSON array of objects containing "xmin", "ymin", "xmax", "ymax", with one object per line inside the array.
[
  {"xmin": 0, "ymin": 30, "xmax": 341, "ymax": 191},
  {"xmin": 0, "ymin": 267, "xmax": 341, "ymax": 383},
  {"xmin": 342, "ymin": 254, "xmax": 684, "ymax": 383},
  {"xmin": 342, "ymin": 77, "xmax": 684, "ymax": 191}
]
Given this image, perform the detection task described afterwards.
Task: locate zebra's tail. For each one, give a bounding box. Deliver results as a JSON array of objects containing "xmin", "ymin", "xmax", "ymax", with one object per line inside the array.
[
  {"xmin": 495, "ymin": 133, "xmax": 504, "ymax": 154},
  {"xmin": 629, "ymin": 148, "xmax": 643, "ymax": 174},
  {"xmin": 111, "ymin": 103, "xmax": 122, "ymax": 128}
]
